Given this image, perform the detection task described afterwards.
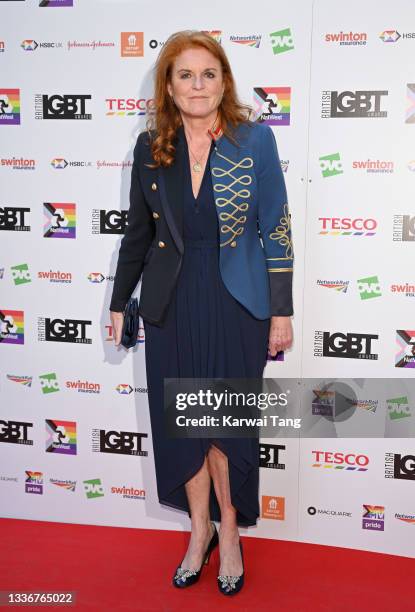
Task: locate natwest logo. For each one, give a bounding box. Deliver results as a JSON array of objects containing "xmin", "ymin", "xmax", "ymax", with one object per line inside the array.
[
  {"xmin": 319, "ymin": 216, "xmax": 377, "ymax": 236},
  {"xmin": 312, "ymin": 450, "xmax": 369, "ymax": 471}
]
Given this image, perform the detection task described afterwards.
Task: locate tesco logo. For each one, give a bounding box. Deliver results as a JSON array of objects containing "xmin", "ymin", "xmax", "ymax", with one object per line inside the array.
[
  {"xmin": 319, "ymin": 217, "xmax": 377, "ymax": 232},
  {"xmin": 312, "ymin": 450, "xmax": 369, "ymax": 469}
]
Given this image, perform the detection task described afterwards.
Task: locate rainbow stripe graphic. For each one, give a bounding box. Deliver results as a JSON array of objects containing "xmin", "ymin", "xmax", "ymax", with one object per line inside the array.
[
  {"xmin": 46, "ymin": 419, "xmax": 77, "ymax": 455},
  {"xmin": 0, "ymin": 89, "xmax": 21, "ymax": 125},
  {"xmin": 0, "ymin": 309, "xmax": 24, "ymax": 344},
  {"xmin": 43, "ymin": 203, "xmax": 76, "ymax": 238},
  {"xmin": 253, "ymin": 87, "xmax": 291, "ymax": 125}
]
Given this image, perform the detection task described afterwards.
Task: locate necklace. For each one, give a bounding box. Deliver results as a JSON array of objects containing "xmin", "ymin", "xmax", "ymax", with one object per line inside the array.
[{"xmin": 188, "ymin": 140, "xmax": 211, "ymax": 172}]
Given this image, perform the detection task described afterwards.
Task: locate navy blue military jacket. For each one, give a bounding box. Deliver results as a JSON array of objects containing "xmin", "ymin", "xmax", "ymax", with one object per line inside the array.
[{"xmin": 110, "ymin": 120, "xmax": 294, "ymax": 325}]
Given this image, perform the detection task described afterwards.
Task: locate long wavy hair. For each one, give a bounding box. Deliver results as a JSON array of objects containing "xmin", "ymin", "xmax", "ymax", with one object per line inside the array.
[{"xmin": 145, "ymin": 30, "xmax": 254, "ymax": 168}]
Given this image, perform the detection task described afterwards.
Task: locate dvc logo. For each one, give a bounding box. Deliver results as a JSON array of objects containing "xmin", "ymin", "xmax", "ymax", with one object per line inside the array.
[
  {"xmin": 319, "ymin": 153, "xmax": 343, "ymax": 177},
  {"xmin": 269, "ymin": 28, "xmax": 294, "ymax": 54},
  {"xmin": 11, "ymin": 263, "xmax": 31, "ymax": 285},
  {"xmin": 39, "ymin": 373, "xmax": 59, "ymax": 394},
  {"xmin": 357, "ymin": 275, "xmax": 382, "ymax": 300}
]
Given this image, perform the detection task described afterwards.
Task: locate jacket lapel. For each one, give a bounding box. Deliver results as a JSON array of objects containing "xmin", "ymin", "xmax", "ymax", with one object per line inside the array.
[{"xmin": 157, "ymin": 126, "xmax": 185, "ymax": 255}]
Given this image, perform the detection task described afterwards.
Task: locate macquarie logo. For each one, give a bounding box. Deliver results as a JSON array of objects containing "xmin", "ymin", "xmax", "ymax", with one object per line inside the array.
[
  {"xmin": 39, "ymin": 373, "xmax": 59, "ymax": 395},
  {"xmin": 45, "ymin": 419, "xmax": 76, "ymax": 455},
  {"xmin": 43, "ymin": 203, "xmax": 76, "ymax": 238},
  {"xmin": 38, "ymin": 317, "xmax": 92, "ymax": 344},
  {"xmin": 318, "ymin": 217, "xmax": 377, "ymax": 236},
  {"xmin": 0, "ymin": 89, "xmax": 20, "ymax": 125},
  {"xmin": 312, "ymin": 450, "xmax": 369, "ymax": 471},
  {"xmin": 352, "ymin": 158, "xmax": 394, "ymax": 173},
  {"xmin": 35, "ymin": 94, "xmax": 91, "ymax": 120},
  {"xmin": 1, "ymin": 157, "xmax": 35, "ymax": 170},
  {"xmin": 385, "ymin": 452, "xmax": 415, "ymax": 481},
  {"xmin": 357, "ymin": 275, "xmax": 382, "ymax": 300},
  {"xmin": 25, "ymin": 471, "xmax": 43, "ymax": 495},
  {"xmin": 253, "ymin": 87, "xmax": 290, "ymax": 125},
  {"xmin": 319, "ymin": 153, "xmax": 343, "ymax": 177},
  {"xmin": 316, "ymin": 279, "xmax": 349, "ymax": 293},
  {"xmin": 92, "ymin": 209, "xmax": 128, "ymax": 235},
  {"xmin": 11, "ymin": 263, "xmax": 31, "ymax": 285},
  {"xmin": 83, "ymin": 478, "xmax": 104, "ymax": 499},
  {"xmin": 0, "ymin": 420, "xmax": 33, "ymax": 446},
  {"xmin": 321, "ymin": 90, "xmax": 388, "ymax": 118},
  {"xmin": 229, "ymin": 34, "xmax": 261, "ymax": 48},
  {"xmin": 269, "ymin": 28, "xmax": 294, "ymax": 54},
  {"xmin": 314, "ymin": 330, "xmax": 378, "ymax": 360},
  {"xmin": 325, "ymin": 31, "xmax": 367, "ymax": 45},
  {"xmin": 386, "ymin": 396, "xmax": 411, "ymax": 420},
  {"xmin": 92, "ymin": 428, "xmax": 148, "ymax": 457},
  {"xmin": 0, "ymin": 206, "xmax": 30, "ymax": 231},
  {"xmin": 259, "ymin": 443, "xmax": 285, "ymax": 469},
  {"xmin": 362, "ymin": 505, "xmax": 385, "ymax": 531},
  {"xmin": 307, "ymin": 505, "xmax": 352, "ymax": 518},
  {"xmin": 0, "ymin": 310, "xmax": 24, "ymax": 344},
  {"xmin": 121, "ymin": 32, "xmax": 144, "ymax": 57},
  {"xmin": 105, "ymin": 97, "xmax": 155, "ymax": 116},
  {"xmin": 392, "ymin": 214, "xmax": 415, "ymax": 241},
  {"xmin": 395, "ymin": 330, "xmax": 415, "ymax": 368}
]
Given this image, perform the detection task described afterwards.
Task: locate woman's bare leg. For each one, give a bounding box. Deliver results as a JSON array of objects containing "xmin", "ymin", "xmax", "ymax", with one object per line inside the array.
[
  {"xmin": 207, "ymin": 445, "xmax": 243, "ymax": 576},
  {"xmin": 180, "ymin": 456, "xmax": 215, "ymax": 570}
]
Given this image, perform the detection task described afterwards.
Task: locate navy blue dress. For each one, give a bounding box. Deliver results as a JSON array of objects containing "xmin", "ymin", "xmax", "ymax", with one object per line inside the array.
[{"xmin": 143, "ymin": 139, "xmax": 270, "ymax": 526}]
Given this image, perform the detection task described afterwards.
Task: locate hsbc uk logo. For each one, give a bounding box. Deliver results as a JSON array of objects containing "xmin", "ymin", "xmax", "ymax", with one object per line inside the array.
[
  {"xmin": 319, "ymin": 152, "xmax": 343, "ymax": 177},
  {"xmin": 314, "ymin": 330, "xmax": 378, "ymax": 360},
  {"xmin": 35, "ymin": 94, "xmax": 92, "ymax": 120},
  {"xmin": 321, "ymin": 90, "xmax": 388, "ymax": 118}
]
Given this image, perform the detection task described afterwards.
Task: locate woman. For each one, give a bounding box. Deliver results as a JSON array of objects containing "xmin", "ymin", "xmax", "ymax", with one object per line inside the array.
[{"xmin": 110, "ymin": 30, "xmax": 294, "ymax": 596}]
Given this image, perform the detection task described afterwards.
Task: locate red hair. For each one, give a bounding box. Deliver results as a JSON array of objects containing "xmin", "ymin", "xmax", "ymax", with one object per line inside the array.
[{"xmin": 145, "ymin": 30, "xmax": 253, "ymax": 168}]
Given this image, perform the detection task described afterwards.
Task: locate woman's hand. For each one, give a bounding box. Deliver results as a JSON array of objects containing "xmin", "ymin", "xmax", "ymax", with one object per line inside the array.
[
  {"xmin": 268, "ymin": 316, "xmax": 293, "ymax": 357},
  {"xmin": 110, "ymin": 311, "xmax": 124, "ymax": 346}
]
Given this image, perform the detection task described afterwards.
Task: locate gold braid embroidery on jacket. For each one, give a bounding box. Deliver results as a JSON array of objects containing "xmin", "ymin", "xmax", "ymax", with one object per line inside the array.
[
  {"xmin": 212, "ymin": 152, "xmax": 253, "ymax": 247},
  {"xmin": 269, "ymin": 203, "xmax": 293, "ymax": 260}
]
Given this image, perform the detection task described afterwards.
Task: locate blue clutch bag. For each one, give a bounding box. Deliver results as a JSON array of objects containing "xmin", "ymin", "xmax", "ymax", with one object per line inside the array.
[{"xmin": 120, "ymin": 297, "xmax": 140, "ymax": 349}]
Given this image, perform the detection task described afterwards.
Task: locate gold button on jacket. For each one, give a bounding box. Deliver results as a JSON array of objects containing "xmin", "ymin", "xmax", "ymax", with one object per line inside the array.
[
  {"xmin": 158, "ymin": 240, "xmax": 165, "ymax": 248},
  {"xmin": 230, "ymin": 241, "xmax": 237, "ymax": 247},
  {"xmin": 152, "ymin": 211, "xmax": 160, "ymax": 219},
  {"xmin": 151, "ymin": 182, "xmax": 157, "ymax": 191}
]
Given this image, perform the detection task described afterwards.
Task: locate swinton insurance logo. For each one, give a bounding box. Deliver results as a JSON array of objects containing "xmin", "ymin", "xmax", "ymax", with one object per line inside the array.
[
  {"xmin": 0, "ymin": 89, "xmax": 20, "ymax": 125},
  {"xmin": 395, "ymin": 330, "xmax": 415, "ymax": 368},
  {"xmin": 46, "ymin": 420, "xmax": 77, "ymax": 455},
  {"xmin": 312, "ymin": 450, "xmax": 369, "ymax": 471},
  {"xmin": 0, "ymin": 310, "xmax": 24, "ymax": 344},
  {"xmin": 1, "ymin": 157, "xmax": 35, "ymax": 170},
  {"xmin": 318, "ymin": 217, "xmax": 377, "ymax": 236},
  {"xmin": 35, "ymin": 94, "xmax": 91, "ymax": 120},
  {"xmin": 314, "ymin": 331, "xmax": 378, "ymax": 360},
  {"xmin": 92, "ymin": 209, "xmax": 128, "ymax": 234},
  {"xmin": 362, "ymin": 505, "xmax": 385, "ymax": 531},
  {"xmin": 92, "ymin": 429, "xmax": 148, "ymax": 457},
  {"xmin": 43, "ymin": 203, "xmax": 76, "ymax": 238},
  {"xmin": 390, "ymin": 281, "xmax": 415, "ymax": 298},
  {"xmin": 321, "ymin": 90, "xmax": 388, "ymax": 118},
  {"xmin": 38, "ymin": 317, "xmax": 92, "ymax": 344},
  {"xmin": 269, "ymin": 28, "xmax": 294, "ymax": 54},
  {"xmin": 105, "ymin": 97, "xmax": 155, "ymax": 116},
  {"xmin": 324, "ymin": 31, "xmax": 367, "ymax": 45},
  {"xmin": 352, "ymin": 158, "xmax": 394, "ymax": 173},
  {"xmin": 253, "ymin": 87, "xmax": 291, "ymax": 125}
]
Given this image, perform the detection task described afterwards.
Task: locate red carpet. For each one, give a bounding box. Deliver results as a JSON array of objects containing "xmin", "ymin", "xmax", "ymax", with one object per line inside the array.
[{"xmin": 0, "ymin": 518, "xmax": 412, "ymax": 611}]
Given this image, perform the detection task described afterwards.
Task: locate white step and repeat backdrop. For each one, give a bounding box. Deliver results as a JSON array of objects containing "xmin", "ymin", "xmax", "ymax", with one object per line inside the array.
[{"xmin": 1, "ymin": 0, "xmax": 414, "ymax": 558}]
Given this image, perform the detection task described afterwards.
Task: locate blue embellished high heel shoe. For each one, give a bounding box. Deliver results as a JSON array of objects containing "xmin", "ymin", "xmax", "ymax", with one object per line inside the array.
[
  {"xmin": 172, "ymin": 522, "xmax": 218, "ymax": 588},
  {"xmin": 217, "ymin": 540, "xmax": 244, "ymax": 596}
]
